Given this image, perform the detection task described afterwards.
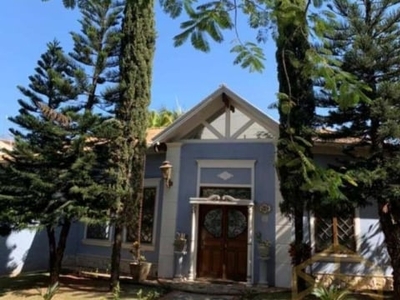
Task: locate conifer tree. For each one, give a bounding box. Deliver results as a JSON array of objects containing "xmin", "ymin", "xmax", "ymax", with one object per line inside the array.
[
  {"xmin": 274, "ymin": 0, "xmax": 314, "ymax": 287},
  {"xmin": 0, "ymin": 0, "xmax": 123, "ymax": 285},
  {"xmin": 317, "ymin": 0, "xmax": 400, "ymax": 296},
  {"xmin": 69, "ymin": 0, "xmax": 122, "ymax": 112},
  {"xmin": 0, "ymin": 41, "xmax": 83, "ymax": 284},
  {"xmin": 109, "ymin": 0, "xmax": 156, "ymax": 289}
]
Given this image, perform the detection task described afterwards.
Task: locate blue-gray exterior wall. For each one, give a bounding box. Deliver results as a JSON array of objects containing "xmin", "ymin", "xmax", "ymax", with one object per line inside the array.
[
  {"xmin": 175, "ymin": 142, "xmax": 276, "ymax": 284},
  {"xmin": 0, "ymin": 227, "xmax": 49, "ymax": 276}
]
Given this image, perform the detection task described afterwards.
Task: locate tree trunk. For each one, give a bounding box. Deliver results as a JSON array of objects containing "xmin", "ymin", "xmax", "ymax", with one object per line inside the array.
[
  {"xmin": 46, "ymin": 221, "xmax": 71, "ymax": 285},
  {"xmin": 294, "ymin": 204, "xmax": 306, "ymax": 291},
  {"xmin": 110, "ymin": 224, "xmax": 123, "ymax": 291},
  {"xmin": 379, "ymin": 206, "xmax": 400, "ymax": 298}
]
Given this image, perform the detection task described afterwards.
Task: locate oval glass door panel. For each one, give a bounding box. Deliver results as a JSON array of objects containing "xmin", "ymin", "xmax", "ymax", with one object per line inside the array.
[
  {"xmin": 203, "ymin": 208, "xmax": 222, "ymax": 238},
  {"xmin": 228, "ymin": 209, "xmax": 247, "ymax": 238}
]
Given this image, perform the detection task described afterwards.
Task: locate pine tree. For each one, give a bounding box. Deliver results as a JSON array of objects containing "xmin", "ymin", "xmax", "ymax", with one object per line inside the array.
[
  {"xmin": 0, "ymin": 41, "xmax": 82, "ymax": 284},
  {"xmin": 109, "ymin": 0, "xmax": 156, "ymax": 290},
  {"xmin": 0, "ymin": 0, "xmax": 124, "ymax": 285},
  {"xmin": 69, "ymin": 0, "xmax": 122, "ymax": 112},
  {"xmin": 317, "ymin": 0, "xmax": 400, "ymax": 296}
]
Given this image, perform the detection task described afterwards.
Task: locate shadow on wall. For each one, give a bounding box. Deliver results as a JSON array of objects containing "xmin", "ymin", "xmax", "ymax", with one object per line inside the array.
[{"xmin": 0, "ymin": 227, "xmax": 49, "ymax": 276}]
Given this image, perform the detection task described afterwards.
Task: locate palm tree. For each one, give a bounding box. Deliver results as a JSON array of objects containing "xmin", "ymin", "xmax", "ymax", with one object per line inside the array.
[{"xmin": 148, "ymin": 107, "xmax": 184, "ymax": 128}]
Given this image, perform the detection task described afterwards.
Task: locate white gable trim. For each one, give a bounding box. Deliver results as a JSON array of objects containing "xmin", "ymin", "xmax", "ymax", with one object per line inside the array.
[{"xmin": 151, "ymin": 85, "xmax": 279, "ymax": 143}]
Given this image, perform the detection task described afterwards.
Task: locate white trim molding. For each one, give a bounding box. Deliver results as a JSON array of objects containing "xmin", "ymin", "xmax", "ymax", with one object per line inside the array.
[
  {"xmin": 157, "ymin": 143, "xmax": 182, "ymax": 278},
  {"xmin": 189, "ymin": 197, "xmax": 253, "ymax": 206},
  {"xmin": 151, "ymin": 85, "xmax": 279, "ymax": 144}
]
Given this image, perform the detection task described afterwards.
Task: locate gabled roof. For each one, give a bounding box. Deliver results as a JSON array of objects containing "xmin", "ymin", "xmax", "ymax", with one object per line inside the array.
[{"xmin": 151, "ymin": 85, "xmax": 279, "ymax": 144}]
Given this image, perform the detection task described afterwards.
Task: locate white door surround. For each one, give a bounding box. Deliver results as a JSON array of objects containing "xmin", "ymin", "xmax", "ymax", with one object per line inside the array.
[{"xmin": 189, "ymin": 196, "xmax": 255, "ymax": 285}]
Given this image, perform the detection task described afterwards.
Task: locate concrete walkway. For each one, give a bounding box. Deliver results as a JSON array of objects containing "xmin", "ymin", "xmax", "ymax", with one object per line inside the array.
[
  {"xmin": 156, "ymin": 279, "xmax": 289, "ymax": 299},
  {"xmin": 160, "ymin": 291, "xmax": 236, "ymax": 300}
]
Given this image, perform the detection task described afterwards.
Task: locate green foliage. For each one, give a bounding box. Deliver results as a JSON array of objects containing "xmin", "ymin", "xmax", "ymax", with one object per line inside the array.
[
  {"xmin": 315, "ymin": 0, "xmax": 400, "ymax": 296},
  {"xmin": 148, "ymin": 107, "xmax": 184, "ymax": 128},
  {"xmin": 0, "ymin": 1, "xmax": 125, "ymax": 285},
  {"xmin": 69, "ymin": 0, "xmax": 123, "ymax": 111},
  {"xmin": 312, "ymin": 286, "xmax": 351, "ymax": 300},
  {"xmin": 173, "ymin": 1, "xmax": 233, "ymax": 52},
  {"xmin": 42, "ymin": 0, "xmax": 87, "ymax": 9},
  {"xmin": 231, "ymin": 42, "xmax": 265, "ymax": 72},
  {"xmin": 109, "ymin": 0, "xmax": 156, "ymax": 288},
  {"xmin": 37, "ymin": 282, "xmax": 59, "ymax": 300},
  {"xmin": 136, "ymin": 289, "xmax": 161, "ymax": 300},
  {"xmin": 0, "ymin": 41, "xmax": 82, "ymax": 229},
  {"xmin": 111, "ymin": 282, "xmax": 121, "ymax": 300}
]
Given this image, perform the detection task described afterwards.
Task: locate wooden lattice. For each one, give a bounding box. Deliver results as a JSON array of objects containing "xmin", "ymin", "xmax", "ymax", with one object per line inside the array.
[{"xmin": 315, "ymin": 213, "xmax": 356, "ymax": 252}]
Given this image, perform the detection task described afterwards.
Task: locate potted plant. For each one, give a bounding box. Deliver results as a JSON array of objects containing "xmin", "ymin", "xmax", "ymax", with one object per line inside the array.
[
  {"xmin": 129, "ymin": 241, "xmax": 152, "ymax": 282},
  {"xmin": 173, "ymin": 232, "xmax": 187, "ymax": 252},
  {"xmin": 256, "ymin": 232, "xmax": 271, "ymax": 259}
]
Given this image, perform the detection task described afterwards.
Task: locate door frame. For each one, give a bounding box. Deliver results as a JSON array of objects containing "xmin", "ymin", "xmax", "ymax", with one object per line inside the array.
[{"xmin": 189, "ymin": 196, "xmax": 254, "ymax": 285}]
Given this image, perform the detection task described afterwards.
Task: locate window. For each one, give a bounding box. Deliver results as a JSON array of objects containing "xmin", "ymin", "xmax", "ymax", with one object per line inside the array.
[
  {"xmin": 200, "ymin": 187, "xmax": 252, "ymax": 199},
  {"xmin": 314, "ymin": 207, "xmax": 356, "ymax": 253},
  {"xmin": 86, "ymin": 223, "xmax": 111, "ymax": 240},
  {"xmin": 84, "ymin": 179, "xmax": 159, "ymax": 247},
  {"xmin": 125, "ymin": 187, "xmax": 157, "ymax": 244}
]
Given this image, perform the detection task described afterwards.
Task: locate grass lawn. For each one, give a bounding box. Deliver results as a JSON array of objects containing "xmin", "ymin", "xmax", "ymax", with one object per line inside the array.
[{"xmin": 0, "ymin": 273, "xmax": 164, "ymax": 299}]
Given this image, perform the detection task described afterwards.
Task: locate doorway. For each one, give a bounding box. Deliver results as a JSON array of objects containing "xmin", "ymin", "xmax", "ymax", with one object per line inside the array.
[{"xmin": 197, "ymin": 204, "xmax": 248, "ymax": 281}]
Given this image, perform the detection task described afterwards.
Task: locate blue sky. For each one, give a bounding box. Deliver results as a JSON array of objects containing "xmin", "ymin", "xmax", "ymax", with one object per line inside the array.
[{"xmin": 0, "ymin": 1, "xmax": 279, "ymax": 138}]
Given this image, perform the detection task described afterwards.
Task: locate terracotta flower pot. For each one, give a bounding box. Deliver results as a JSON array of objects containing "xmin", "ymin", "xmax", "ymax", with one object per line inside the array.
[{"xmin": 130, "ymin": 262, "xmax": 152, "ymax": 282}]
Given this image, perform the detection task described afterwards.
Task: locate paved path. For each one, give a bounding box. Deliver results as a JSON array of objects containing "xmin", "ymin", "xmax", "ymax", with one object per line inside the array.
[{"xmin": 160, "ymin": 291, "xmax": 237, "ymax": 300}]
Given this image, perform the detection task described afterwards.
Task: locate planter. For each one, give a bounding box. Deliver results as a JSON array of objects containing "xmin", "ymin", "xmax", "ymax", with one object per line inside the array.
[
  {"xmin": 173, "ymin": 239, "xmax": 187, "ymax": 252},
  {"xmin": 258, "ymin": 245, "xmax": 270, "ymax": 259},
  {"xmin": 130, "ymin": 262, "xmax": 152, "ymax": 282}
]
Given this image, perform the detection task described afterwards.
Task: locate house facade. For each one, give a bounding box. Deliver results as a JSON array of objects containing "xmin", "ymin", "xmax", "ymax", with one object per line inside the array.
[{"xmin": 0, "ymin": 86, "xmax": 393, "ymax": 289}]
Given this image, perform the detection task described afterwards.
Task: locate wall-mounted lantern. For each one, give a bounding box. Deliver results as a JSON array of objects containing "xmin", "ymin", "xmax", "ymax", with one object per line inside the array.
[{"xmin": 160, "ymin": 160, "xmax": 173, "ymax": 188}]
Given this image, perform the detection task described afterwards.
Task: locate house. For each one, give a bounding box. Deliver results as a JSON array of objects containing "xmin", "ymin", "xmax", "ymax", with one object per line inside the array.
[{"xmin": 0, "ymin": 86, "xmax": 393, "ymax": 289}]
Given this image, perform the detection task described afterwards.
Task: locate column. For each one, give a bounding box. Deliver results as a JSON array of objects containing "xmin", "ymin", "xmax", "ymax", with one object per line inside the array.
[
  {"xmin": 259, "ymin": 257, "xmax": 269, "ymax": 286},
  {"xmin": 274, "ymin": 167, "xmax": 293, "ymax": 288},
  {"xmin": 157, "ymin": 143, "xmax": 181, "ymax": 278},
  {"xmin": 247, "ymin": 204, "xmax": 254, "ymax": 286},
  {"xmin": 174, "ymin": 251, "xmax": 187, "ymax": 280},
  {"xmin": 188, "ymin": 203, "xmax": 198, "ymax": 280}
]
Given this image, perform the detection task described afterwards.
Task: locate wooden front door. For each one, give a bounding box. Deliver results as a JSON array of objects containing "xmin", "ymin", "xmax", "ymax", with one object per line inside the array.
[{"xmin": 197, "ymin": 205, "xmax": 248, "ymax": 281}]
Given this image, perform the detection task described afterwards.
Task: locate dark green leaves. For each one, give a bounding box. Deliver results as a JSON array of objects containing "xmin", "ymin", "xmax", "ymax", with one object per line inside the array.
[
  {"xmin": 160, "ymin": 0, "xmax": 193, "ymax": 18},
  {"xmin": 231, "ymin": 42, "xmax": 265, "ymax": 72},
  {"xmin": 173, "ymin": 1, "xmax": 233, "ymax": 52},
  {"xmin": 62, "ymin": 0, "xmax": 76, "ymax": 8}
]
